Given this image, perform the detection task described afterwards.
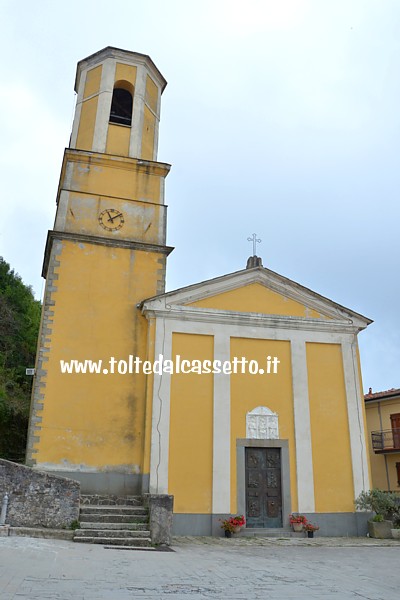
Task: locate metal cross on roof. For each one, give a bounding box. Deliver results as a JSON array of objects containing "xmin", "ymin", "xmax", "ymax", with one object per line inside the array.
[{"xmin": 247, "ymin": 233, "xmax": 262, "ymax": 256}]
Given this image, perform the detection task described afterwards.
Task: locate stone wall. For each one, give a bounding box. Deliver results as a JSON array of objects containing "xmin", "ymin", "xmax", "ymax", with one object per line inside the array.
[{"xmin": 0, "ymin": 459, "xmax": 80, "ymax": 528}]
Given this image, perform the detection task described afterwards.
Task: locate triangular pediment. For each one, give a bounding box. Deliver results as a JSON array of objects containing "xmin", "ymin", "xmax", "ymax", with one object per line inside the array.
[
  {"xmin": 187, "ymin": 282, "xmax": 328, "ymax": 319},
  {"xmin": 141, "ymin": 266, "xmax": 372, "ymax": 330}
]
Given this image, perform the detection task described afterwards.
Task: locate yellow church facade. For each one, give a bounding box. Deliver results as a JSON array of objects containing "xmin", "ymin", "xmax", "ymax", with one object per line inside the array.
[
  {"xmin": 27, "ymin": 47, "xmax": 372, "ymax": 536},
  {"xmin": 141, "ymin": 267, "xmax": 372, "ymax": 535}
]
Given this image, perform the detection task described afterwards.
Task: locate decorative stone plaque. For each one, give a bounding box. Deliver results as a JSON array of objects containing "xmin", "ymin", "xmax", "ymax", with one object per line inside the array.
[{"xmin": 246, "ymin": 406, "xmax": 279, "ymax": 440}]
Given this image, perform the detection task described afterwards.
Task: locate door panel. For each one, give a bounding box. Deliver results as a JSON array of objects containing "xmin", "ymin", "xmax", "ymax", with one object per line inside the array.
[{"xmin": 245, "ymin": 447, "xmax": 282, "ymax": 528}]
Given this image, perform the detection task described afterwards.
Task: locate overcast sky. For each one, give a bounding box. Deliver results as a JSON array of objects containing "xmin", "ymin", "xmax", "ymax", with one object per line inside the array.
[{"xmin": 1, "ymin": 0, "xmax": 399, "ymax": 392}]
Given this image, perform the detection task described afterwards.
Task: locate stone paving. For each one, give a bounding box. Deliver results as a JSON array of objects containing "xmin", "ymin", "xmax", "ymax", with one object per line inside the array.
[{"xmin": 0, "ymin": 535, "xmax": 399, "ymax": 599}]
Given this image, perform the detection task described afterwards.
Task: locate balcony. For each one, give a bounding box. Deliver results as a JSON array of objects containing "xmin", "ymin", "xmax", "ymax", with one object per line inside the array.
[{"xmin": 371, "ymin": 428, "xmax": 400, "ymax": 454}]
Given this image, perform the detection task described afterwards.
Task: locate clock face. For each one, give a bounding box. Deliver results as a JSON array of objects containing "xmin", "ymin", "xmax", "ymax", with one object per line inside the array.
[{"xmin": 98, "ymin": 209, "xmax": 125, "ymax": 231}]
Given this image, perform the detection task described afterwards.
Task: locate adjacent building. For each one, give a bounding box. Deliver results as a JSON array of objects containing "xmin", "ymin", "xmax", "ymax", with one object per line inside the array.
[{"xmin": 364, "ymin": 388, "xmax": 400, "ymax": 492}]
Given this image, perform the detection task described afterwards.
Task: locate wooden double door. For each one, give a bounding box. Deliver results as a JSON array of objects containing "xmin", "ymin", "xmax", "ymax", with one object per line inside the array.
[{"xmin": 245, "ymin": 447, "xmax": 282, "ymax": 528}]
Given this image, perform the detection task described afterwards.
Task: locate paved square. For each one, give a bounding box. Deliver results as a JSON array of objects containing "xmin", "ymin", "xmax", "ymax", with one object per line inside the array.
[{"xmin": 0, "ymin": 536, "xmax": 399, "ymax": 599}]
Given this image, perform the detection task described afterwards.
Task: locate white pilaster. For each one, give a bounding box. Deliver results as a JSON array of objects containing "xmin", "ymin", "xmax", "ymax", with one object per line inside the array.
[
  {"xmin": 54, "ymin": 191, "xmax": 70, "ymax": 231},
  {"xmin": 70, "ymin": 70, "xmax": 87, "ymax": 149},
  {"xmin": 152, "ymin": 87, "xmax": 162, "ymax": 161},
  {"xmin": 149, "ymin": 318, "xmax": 172, "ymax": 494},
  {"xmin": 291, "ymin": 338, "xmax": 315, "ymax": 512},
  {"xmin": 129, "ymin": 65, "xmax": 147, "ymax": 158},
  {"xmin": 212, "ymin": 333, "xmax": 231, "ymax": 514},
  {"xmin": 92, "ymin": 59, "xmax": 116, "ymax": 153},
  {"xmin": 342, "ymin": 340, "xmax": 370, "ymax": 498}
]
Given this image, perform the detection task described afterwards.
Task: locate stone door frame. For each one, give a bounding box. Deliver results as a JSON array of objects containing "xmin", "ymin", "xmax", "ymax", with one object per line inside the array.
[{"xmin": 236, "ymin": 438, "xmax": 292, "ymax": 528}]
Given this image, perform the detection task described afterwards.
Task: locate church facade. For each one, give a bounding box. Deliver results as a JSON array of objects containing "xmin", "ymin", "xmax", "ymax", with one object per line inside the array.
[{"xmin": 27, "ymin": 47, "xmax": 372, "ymax": 536}]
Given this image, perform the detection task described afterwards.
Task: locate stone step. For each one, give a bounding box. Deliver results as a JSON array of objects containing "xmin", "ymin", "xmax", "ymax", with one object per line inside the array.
[
  {"xmin": 80, "ymin": 494, "xmax": 142, "ymax": 506},
  {"xmin": 79, "ymin": 521, "xmax": 149, "ymax": 531},
  {"xmin": 238, "ymin": 528, "xmax": 298, "ymax": 538},
  {"xmin": 75, "ymin": 529, "xmax": 150, "ymax": 539},
  {"xmin": 80, "ymin": 506, "xmax": 147, "ymax": 516},
  {"xmin": 75, "ymin": 536, "xmax": 152, "ymax": 546},
  {"xmin": 79, "ymin": 513, "xmax": 148, "ymax": 524},
  {"xmin": 103, "ymin": 545, "xmax": 156, "ymax": 551}
]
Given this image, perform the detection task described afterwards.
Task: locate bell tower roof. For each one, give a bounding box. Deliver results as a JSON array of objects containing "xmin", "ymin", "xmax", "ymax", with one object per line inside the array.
[{"xmin": 74, "ymin": 46, "xmax": 167, "ymax": 94}]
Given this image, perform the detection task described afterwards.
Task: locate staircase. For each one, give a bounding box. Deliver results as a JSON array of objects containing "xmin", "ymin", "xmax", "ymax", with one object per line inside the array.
[{"xmin": 74, "ymin": 494, "xmax": 154, "ymax": 549}]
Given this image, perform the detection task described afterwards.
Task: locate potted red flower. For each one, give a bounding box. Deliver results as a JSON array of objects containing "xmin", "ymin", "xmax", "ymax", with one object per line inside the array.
[
  {"xmin": 230, "ymin": 515, "xmax": 246, "ymax": 533},
  {"xmin": 289, "ymin": 514, "xmax": 308, "ymax": 532},
  {"xmin": 220, "ymin": 515, "xmax": 246, "ymax": 537},
  {"xmin": 304, "ymin": 523, "xmax": 319, "ymax": 538}
]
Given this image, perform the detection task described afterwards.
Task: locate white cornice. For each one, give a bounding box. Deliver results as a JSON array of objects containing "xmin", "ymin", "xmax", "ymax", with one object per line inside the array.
[
  {"xmin": 75, "ymin": 47, "xmax": 167, "ymax": 93},
  {"xmin": 142, "ymin": 305, "xmax": 364, "ymax": 334}
]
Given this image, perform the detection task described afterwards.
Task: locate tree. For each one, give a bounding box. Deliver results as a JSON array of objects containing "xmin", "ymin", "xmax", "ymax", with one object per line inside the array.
[
  {"xmin": 0, "ymin": 257, "xmax": 41, "ymax": 462},
  {"xmin": 355, "ymin": 489, "xmax": 398, "ymax": 520}
]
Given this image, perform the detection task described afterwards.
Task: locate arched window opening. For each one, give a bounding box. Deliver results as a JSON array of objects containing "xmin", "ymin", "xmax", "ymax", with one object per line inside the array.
[{"xmin": 109, "ymin": 87, "xmax": 133, "ymax": 126}]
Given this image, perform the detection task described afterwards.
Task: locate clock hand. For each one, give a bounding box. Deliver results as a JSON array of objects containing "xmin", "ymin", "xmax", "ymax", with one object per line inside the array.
[
  {"xmin": 106, "ymin": 210, "xmax": 113, "ymax": 222},
  {"xmin": 109, "ymin": 212, "xmax": 123, "ymax": 223}
]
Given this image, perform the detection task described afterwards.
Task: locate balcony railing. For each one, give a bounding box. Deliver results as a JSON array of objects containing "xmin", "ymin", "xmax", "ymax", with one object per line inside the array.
[{"xmin": 371, "ymin": 428, "xmax": 400, "ymax": 453}]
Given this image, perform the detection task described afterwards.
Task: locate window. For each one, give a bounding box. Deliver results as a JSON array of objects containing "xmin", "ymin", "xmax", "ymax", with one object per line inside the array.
[
  {"xmin": 109, "ymin": 87, "xmax": 133, "ymax": 126},
  {"xmin": 396, "ymin": 462, "xmax": 400, "ymax": 487}
]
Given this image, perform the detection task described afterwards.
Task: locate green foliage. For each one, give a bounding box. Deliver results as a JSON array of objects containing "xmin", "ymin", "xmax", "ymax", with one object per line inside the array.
[
  {"xmin": 70, "ymin": 520, "xmax": 81, "ymax": 530},
  {"xmin": 355, "ymin": 489, "xmax": 398, "ymax": 519},
  {"xmin": 372, "ymin": 514, "xmax": 384, "ymax": 522},
  {"xmin": 0, "ymin": 257, "xmax": 41, "ymax": 462}
]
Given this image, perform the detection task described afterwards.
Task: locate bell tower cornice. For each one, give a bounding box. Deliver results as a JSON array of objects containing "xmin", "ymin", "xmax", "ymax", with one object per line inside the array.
[
  {"xmin": 74, "ymin": 46, "xmax": 167, "ymax": 94},
  {"xmin": 56, "ymin": 148, "xmax": 171, "ymax": 206}
]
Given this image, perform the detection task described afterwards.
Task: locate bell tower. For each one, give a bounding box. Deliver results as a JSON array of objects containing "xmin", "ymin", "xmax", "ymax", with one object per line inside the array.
[{"xmin": 27, "ymin": 48, "xmax": 172, "ymax": 495}]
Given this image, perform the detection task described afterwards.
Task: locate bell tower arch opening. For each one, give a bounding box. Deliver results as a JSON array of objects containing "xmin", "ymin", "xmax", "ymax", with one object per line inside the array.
[{"xmin": 109, "ymin": 82, "xmax": 134, "ymax": 126}]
